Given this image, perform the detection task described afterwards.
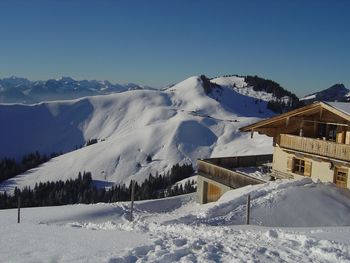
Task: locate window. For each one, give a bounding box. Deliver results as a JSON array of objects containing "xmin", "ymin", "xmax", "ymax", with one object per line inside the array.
[
  {"xmin": 293, "ymin": 158, "xmax": 305, "ymax": 175},
  {"xmin": 334, "ymin": 168, "xmax": 348, "ymax": 188},
  {"xmin": 317, "ymin": 123, "xmax": 337, "ymax": 141},
  {"xmin": 328, "ymin": 125, "xmax": 337, "ymax": 141},
  {"xmin": 317, "ymin": 123, "xmax": 327, "ymax": 138},
  {"xmin": 287, "ymin": 156, "xmax": 312, "ymax": 177}
]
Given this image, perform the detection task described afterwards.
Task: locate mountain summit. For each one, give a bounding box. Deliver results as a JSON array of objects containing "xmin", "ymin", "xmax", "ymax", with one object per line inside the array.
[{"xmin": 301, "ymin": 83, "xmax": 350, "ymax": 103}]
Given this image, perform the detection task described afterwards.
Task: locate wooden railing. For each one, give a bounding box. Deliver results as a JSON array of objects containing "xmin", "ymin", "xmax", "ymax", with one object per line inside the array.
[
  {"xmin": 197, "ymin": 154, "xmax": 272, "ymax": 188},
  {"xmin": 271, "ymin": 169, "xmax": 294, "ymax": 179},
  {"xmin": 280, "ymin": 134, "xmax": 350, "ymax": 162}
]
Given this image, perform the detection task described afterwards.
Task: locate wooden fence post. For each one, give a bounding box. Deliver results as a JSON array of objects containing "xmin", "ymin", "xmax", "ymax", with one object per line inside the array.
[
  {"xmin": 246, "ymin": 194, "xmax": 250, "ymax": 225},
  {"xmin": 130, "ymin": 180, "xmax": 135, "ymax": 221},
  {"xmin": 17, "ymin": 193, "xmax": 21, "ymax": 224}
]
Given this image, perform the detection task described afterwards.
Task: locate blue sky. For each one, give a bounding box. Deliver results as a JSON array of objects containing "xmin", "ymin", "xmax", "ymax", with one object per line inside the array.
[{"xmin": 0, "ymin": 0, "xmax": 349, "ymax": 96}]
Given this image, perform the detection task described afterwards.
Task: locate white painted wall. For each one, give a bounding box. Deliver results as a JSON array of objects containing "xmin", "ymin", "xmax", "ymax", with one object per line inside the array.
[{"xmin": 272, "ymin": 146, "xmax": 350, "ymax": 188}]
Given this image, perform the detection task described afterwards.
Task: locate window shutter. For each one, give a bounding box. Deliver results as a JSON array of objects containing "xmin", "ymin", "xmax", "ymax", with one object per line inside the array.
[
  {"xmin": 286, "ymin": 156, "xmax": 293, "ymax": 172},
  {"xmin": 304, "ymin": 160, "xmax": 312, "ymax": 177},
  {"xmin": 336, "ymin": 132, "xmax": 343, "ymax": 143},
  {"xmin": 346, "ymin": 131, "xmax": 350, "ymax": 145},
  {"xmin": 336, "ymin": 126, "xmax": 346, "ymax": 144}
]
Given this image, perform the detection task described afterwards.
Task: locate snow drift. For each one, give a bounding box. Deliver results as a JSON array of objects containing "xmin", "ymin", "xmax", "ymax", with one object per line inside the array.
[{"xmin": 170, "ymin": 178, "xmax": 350, "ymax": 227}]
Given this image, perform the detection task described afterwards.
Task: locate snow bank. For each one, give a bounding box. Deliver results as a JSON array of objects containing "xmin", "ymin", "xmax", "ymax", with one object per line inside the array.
[
  {"xmin": 174, "ymin": 178, "xmax": 350, "ymax": 227},
  {"xmin": 171, "ymin": 175, "xmax": 197, "ymax": 190},
  {"xmin": 1, "ymin": 180, "xmax": 350, "ymax": 262}
]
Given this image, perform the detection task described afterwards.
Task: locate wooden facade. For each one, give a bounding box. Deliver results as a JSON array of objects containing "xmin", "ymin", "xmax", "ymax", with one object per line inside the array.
[
  {"xmin": 197, "ymin": 159, "xmax": 267, "ymax": 189},
  {"xmin": 197, "ymin": 154, "xmax": 272, "ymax": 203},
  {"xmin": 206, "ymin": 183, "xmax": 222, "ymax": 203},
  {"xmin": 280, "ymin": 134, "xmax": 350, "ymax": 162}
]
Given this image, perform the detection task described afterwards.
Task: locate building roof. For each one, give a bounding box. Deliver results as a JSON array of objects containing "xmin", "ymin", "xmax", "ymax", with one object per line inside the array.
[
  {"xmin": 325, "ymin": 101, "xmax": 350, "ymax": 116},
  {"xmin": 240, "ymin": 101, "xmax": 350, "ymax": 132}
]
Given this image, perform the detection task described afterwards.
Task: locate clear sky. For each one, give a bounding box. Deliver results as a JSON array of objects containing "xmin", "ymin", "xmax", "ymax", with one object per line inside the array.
[{"xmin": 0, "ymin": 0, "xmax": 349, "ymax": 96}]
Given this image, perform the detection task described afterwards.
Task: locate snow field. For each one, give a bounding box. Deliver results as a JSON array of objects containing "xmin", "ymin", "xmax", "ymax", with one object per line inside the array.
[
  {"xmin": 1, "ymin": 179, "xmax": 350, "ymax": 262},
  {"xmin": 192, "ymin": 178, "xmax": 350, "ymax": 227},
  {"xmin": 113, "ymin": 224, "xmax": 350, "ymax": 263}
]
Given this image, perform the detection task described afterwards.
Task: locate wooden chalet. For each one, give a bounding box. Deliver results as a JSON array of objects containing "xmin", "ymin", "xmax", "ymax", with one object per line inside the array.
[
  {"xmin": 197, "ymin": 101, "xmax": 350, "ymax": 204},
  {"xmin": 241, "ymin": 101, "xmax": 350, "ymax": 186}
]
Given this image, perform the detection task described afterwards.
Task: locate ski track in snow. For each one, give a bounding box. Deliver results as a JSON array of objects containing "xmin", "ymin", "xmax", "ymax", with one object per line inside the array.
[
  {"xmin": 65, "ymin": 203, "xmax": 350, "ymax": 263},
  {"xmin": 112, "ymin": 225, "xmax": 350, "ymax": 263},
  {"xmin": 6, "ymin": 179, "xmax": 347, "ymax": 263}
]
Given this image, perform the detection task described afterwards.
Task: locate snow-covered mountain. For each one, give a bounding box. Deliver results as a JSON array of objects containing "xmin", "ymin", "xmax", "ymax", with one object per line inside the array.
[
  {"xmin": 212, "ymin": 76, "xmax": 286, "ymax": 102},
  {"xmin": 0, "ymin": 75, "xmax": 281, "ymax": 191},
  {"xmin": 0, "ymin": 76, "xmax": 151, "ymax": 104},
  {"xmin": 300, "ymin": 83, "xmax": 350, "ymax": 103}
]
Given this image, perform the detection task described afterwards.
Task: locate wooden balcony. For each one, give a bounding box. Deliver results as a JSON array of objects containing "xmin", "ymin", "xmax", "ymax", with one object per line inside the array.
[
  {"xmin": 280, "ymin": 134, "xmax": 350, "ymax": 162},
  {"xmin": 197, "ymin": 154, "xmax": 272, "ymax": 188}
]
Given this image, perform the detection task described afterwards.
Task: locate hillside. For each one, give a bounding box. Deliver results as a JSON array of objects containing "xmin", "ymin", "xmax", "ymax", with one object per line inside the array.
[
  {"xmin": 0, "ymin": 76, "xmax": 274, "ymax": 191},
  {"xmin": 0, "ymin": 179, "xmax": 350, "ymax": 262},
  {"xmin": 211, "ymin": 75, "xmax": 301, "ymax": 113}
]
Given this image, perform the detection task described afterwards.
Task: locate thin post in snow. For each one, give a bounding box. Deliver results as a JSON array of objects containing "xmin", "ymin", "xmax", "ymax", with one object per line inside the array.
[
  {"xmin": 17, "ymin": 193, "xmax": 21, "ymax": 224},
  {"xmin": 246, "ymin": 194, "xmax": 250, "ymax": 225},
  {"xmin": 130, "ymin": 180, "xmax": 135, "ymax": 222}
]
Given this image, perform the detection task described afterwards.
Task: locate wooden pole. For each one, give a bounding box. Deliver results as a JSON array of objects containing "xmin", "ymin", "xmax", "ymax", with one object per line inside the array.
[
  {"xmin": 130, "ymin": 180, "xmax": 135, "ymax": 221},
  {"xmin": 246, "ymin": 194, "xmax": 250, "ymax": 225},
  {"xmin": 17, "ymin": 193, "xmax": 21, "ymax": 224}
]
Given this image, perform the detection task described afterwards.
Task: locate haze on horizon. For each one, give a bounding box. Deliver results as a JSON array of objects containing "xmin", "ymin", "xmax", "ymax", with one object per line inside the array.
[{"xmin": 0, "ymin": 0, "xmax": 349, "ymax": 97}]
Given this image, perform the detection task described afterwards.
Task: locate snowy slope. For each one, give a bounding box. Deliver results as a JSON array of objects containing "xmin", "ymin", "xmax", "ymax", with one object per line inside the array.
[
  {"xmin": 179, "ymin": 178, "xmax": 350, "ymax": 227},
  {"xmin": 1, "ymin": 179, "xmax": 350, "ymax": 262},
  {"xmin": 211, "ymin": 76, "xmax": 285, "ymax": 102},
  {"xmin": 0, "ymin": 76, "xmax": 274, "ymax": 191}
]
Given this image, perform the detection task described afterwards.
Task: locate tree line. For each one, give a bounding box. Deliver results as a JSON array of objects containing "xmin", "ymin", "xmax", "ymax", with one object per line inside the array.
[
  {"xmin": 200, "ymin": 75, "xmax": 221, "ymax": 94},
  {"xmin": 245, "ymin": 75, "xmax": 304, "ymax": 113},
  {"xmin": 207, "ymin": 74, "xmax": 305, "ymax": 113},
  {"xmin": 0, "ymin": 151, "xmax": 61, "ymax": 183},
  {"xmin": 0, "ymin": 163, "xmax": 196, "ymax": 209}
]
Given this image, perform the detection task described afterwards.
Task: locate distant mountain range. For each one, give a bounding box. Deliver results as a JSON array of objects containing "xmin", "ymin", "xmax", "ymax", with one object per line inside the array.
[
  {"xmin": 0, "ymin": 76, "xmax": 153, "ymax": 104},
  {"xmin": 300, "ymin": 83, "xmax": 350, "ymax": 103},
  {"xmin": 1, "ymin": 75, "xmax": 348, "ymax": 107}
]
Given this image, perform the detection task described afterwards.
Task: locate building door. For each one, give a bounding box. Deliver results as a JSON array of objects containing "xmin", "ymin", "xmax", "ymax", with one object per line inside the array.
[
  {"xmin": 334, "ymin": 168, "xmax": 348, "ymax": 188},
  {"xmin": 207, "ymin": 183, "xmax": 221, "ymax": 203}
]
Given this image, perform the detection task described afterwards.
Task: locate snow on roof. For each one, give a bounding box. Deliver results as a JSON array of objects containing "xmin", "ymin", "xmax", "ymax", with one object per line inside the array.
[
  {"xmin": 299, "ymin": 94, "xmax": 316, "ymax": 101},
  {"xmin": 234, "ymin": 165, "xmax": 272, "ymax": 182},
  {"xmin": 325, "ymin": 101, "xmax": 350, "ymax": 116}
]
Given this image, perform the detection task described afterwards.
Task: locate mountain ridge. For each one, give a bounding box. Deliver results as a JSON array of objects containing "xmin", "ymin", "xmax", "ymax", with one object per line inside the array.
[
  {"xmin": 300, "ymin": 83, "xmax": 350, "ymax": 103},
  {"xmin": 0, "ymin": 75, "xmax": 274, "ymax": 192},
  {"xmin": 0, "ymin": 76, "xmax": 151, "ymax": 104}
]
